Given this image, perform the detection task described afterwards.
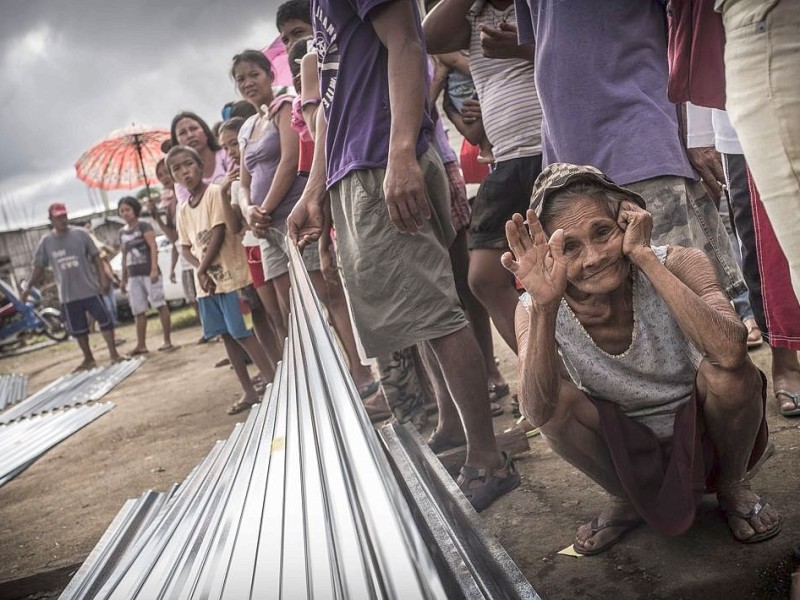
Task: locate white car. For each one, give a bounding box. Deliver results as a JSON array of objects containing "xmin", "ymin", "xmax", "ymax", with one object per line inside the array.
[{"xmin": 109, "ymin": 234, "xmax": 186, "ymax": 319}]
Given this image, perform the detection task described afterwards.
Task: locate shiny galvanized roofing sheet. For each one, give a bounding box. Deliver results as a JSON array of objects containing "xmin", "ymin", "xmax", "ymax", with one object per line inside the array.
[
  {"xmin": 0, "ymin": 373, "xmax": 27, "ymax": 411},
  {"xmin": 0, "ymin": 358, "xmax": 142, "ymax": 424},
  {"xmin": 60, "ymin": 242, "xmax": 538, "ymax": 599},
  {"xmin": 0, "ymin": 402, "xmax": 115, "ymax": 487}
]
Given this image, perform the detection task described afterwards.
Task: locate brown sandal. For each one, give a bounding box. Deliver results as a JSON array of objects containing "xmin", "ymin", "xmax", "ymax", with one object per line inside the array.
[{"xmin": 457, "ymin": 451, "xmax": 520, "ymax": 512}]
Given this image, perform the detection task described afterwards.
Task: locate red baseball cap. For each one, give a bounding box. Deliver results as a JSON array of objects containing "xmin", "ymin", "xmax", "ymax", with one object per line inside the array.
[{"xmin": 48, "ymin": 202, "xmax": 68, "ymax": 218}]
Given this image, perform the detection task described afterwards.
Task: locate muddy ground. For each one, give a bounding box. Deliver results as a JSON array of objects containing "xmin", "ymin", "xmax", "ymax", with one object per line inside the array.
[{"xmin": 0, "ymin": 315, "xmax": 797, "ymax": 599}]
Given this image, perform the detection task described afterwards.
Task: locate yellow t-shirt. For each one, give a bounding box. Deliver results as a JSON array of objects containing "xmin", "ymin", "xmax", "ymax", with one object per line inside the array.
[{"xmin": 177, "ymin": 184, "xmax": 251, "ymax": 297}]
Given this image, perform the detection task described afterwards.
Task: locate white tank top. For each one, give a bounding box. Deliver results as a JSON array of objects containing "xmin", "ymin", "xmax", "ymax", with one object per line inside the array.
[{"xmin": 521, "ymin": 246, "xmax": 702, "ymax": 439}]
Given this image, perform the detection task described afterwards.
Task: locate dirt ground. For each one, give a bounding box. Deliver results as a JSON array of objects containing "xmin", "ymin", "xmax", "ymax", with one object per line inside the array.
[{"xmin": 0, "ymin": 315, "xmax": 798, "ymax": 599}]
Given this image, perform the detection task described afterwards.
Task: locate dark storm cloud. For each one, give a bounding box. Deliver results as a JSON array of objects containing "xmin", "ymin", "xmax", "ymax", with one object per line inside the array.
[{"xmin": 0, "ymin": 0, "xmax": 285, "ymax": 228}]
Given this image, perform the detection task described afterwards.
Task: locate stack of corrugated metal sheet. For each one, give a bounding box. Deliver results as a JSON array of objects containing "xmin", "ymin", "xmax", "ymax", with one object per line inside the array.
[
  {"xmin": 0, "ymin": 402, "xmax": 115, "ymax": 487},
  {"xmin": 0, "ymin": 373, "xmax": 27, "ymax": 410},
  {"xmin": 0, "ymin": 359, "xmax": 142, "ymax": 424},
  {"xmin": 60, "ymin": 243, "xmax": 539, "ymax": 599}
]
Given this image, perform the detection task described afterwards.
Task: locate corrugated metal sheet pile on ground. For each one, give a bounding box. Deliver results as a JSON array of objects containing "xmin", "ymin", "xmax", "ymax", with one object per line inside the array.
[
  {"xmin": 59, "ymin": 245, "xmax": 540, "ymax": 600},
  {"xmin": 0, "ymin": 372, "xmax": 27, "ymax": 410},
  {"xmin": 0, "ymin": 359, "xmax": 142, "ymax": 425},
  {"xmin": 0, "ymin": 359, "xmax": 142, "ymax": 488}
]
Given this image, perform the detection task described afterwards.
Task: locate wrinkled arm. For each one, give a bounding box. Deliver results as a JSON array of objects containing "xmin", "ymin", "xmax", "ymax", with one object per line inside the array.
[
  {"xmin": 516, "ymin": 300, "xmax": 571, "ymax": 427},
  {"xmin": 635, "ymin": 246, "xmax": 747, "ymax": 369}
]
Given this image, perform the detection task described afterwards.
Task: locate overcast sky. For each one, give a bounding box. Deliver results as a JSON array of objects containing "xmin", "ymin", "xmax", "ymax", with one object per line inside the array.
[{"xmin": 0, "ymin": 0, "xmax": 284, "ymax": 230}]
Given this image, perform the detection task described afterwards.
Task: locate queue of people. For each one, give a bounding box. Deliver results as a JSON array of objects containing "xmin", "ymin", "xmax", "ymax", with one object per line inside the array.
[{"xmin": 23, "ymin": 1, "xmax": 799, "ymax": 571}]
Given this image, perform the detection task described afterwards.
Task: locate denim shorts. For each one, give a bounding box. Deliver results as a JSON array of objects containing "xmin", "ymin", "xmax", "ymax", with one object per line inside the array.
[{"xmin": 197, "ymin": 290, "xmax": 252, "ymax": 340}]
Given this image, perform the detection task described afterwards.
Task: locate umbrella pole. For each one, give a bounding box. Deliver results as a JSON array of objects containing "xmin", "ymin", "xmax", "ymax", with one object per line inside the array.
[{"xmin": 133, "ymin": 133, "xmax": 154, "ymax": 205}]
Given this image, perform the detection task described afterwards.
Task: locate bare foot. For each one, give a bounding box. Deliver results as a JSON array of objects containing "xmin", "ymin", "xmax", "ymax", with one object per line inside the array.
[
  {"xmin": 73, "ymin": 360, "xmax": 97, "ymax": 373},
  {"xmin": 718, "ymin": 485, "xmax": 781, "ymax": 542},
  {"xmin": 574, "ymin": 498, "xmax": 642, "ymax": 555}
]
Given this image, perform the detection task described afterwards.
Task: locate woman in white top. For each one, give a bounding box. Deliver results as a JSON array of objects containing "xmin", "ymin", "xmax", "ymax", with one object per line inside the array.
[{"xmin": 506, "ymin": 163, "xmax": 779, "ymax": 555}]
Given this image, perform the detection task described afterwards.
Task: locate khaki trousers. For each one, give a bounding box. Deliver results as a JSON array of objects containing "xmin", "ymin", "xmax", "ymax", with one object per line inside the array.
[{"xmin": 723, "ymin": 0, "xmax": 800, "ymax": 301}]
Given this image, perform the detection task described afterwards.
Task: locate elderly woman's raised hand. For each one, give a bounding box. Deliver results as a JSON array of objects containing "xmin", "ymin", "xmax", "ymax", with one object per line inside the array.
[
  {"xmin": 617, "ymin": 201, "xmax": 654, "ymax": 264},
  {"xmin": 502, "ymin": 209, "xmax": 567, "ymax": 308}
]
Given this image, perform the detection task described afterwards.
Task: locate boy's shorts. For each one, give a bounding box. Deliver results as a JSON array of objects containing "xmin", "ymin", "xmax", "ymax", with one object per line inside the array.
[
  {"xmin": 197, "ymin": 290, "xmax": 252, "ymax": 340},
  {"xmin": 181, "ymin": 269, "xmax": 197, "ymax": 303},
  {"xmin": 259, "ymin": 222, "xmax": 322, "ymax": 281},
  {"xmin": 62, "ymin": 295, "xmax": 114, "ymax": 337},
  {"xmin": 127, "ymin": 275, "xmax": 166, "ymax": 316},
  {"xmin": 469, "ymin": 154, "xmax": 543, "ymax": 250}
]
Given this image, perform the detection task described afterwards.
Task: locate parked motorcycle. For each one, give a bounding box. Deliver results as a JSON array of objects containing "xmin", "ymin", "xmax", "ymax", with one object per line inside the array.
[{"xmin": 0, "ymin": 278, "xmax": 67, "ymax": 352}]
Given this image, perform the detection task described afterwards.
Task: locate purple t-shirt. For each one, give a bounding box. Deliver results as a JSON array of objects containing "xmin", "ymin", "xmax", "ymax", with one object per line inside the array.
[
  {"xmin": 312, "ymin": 0, "xmax": 433, "ymax": 188},
  {"xmin": 175, "ymin": 149, "xmax": 229, "ymax": 204},
  {"xmin": 514, "ymin": 0, "xmax": 695, "ymax": 186}
]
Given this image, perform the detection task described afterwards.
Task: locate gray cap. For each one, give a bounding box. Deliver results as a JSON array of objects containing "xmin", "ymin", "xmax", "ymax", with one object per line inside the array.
[{"xmin": 530, "ymin": 163, "xmax": 647, "ymax": 216}]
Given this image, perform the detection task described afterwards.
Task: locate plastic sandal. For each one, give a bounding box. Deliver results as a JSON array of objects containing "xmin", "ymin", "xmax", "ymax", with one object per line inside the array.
[
  {"xmin": 721, "ymin": 495, "xmax": 781, "ymax": 543},
  {"xmin": 776, "ymin": 389, "xmax": 800, "ymax": 417},
  {"xmin": 573, "ymin": 517, "xmax": 643, "ymax": 556}
]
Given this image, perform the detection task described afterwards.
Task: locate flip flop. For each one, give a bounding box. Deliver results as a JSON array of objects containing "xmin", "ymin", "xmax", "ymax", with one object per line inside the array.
[
  {"xmin": 573, "ymin": 516, "xmax": 643, "ymax": 556},
  {"xmin": 744, "ymin": 318, "xmax": 763, "ymax": 349},
  {"xmin": 457, "ymin": 451, "xmax": 521, "ymax": 512},
  {"xmin": 721, "ymin": 495, "xmax": 782, "ymax": 544},
  {"xmin": 127, "ymin": 348, "xmax": 149, "ymax": 357},
  {"xmin": 776, "ymin": 389, "xmax": 800, "ymax": 417},
  {"xmin": 158, "ymin": 344, "xmax": 179, "ymax": 353}
]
